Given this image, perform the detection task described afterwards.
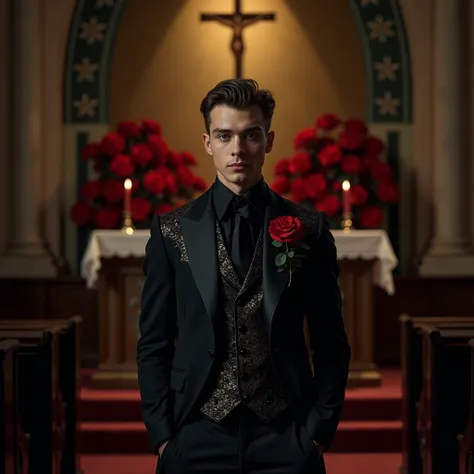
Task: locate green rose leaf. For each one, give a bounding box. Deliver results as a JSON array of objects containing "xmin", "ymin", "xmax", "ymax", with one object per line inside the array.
[
  {"xmin": 287, "ymin": 251, "xmax": 295, "ymax": 258},
  {"xmin": 272, "ymin": 241, "xmax": 283, "ymax": 248},
  {"xmin": 275, "ymin": 253, "xmax": 287, "ymax": 267}
]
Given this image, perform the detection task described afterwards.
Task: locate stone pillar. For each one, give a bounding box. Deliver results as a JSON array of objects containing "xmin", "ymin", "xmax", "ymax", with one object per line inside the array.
[
  {"xmin": 420, "ymin": 0, "xmax": 474, "ymax": 276},
  {"xmin": 0, "ymin": 0, "xmax": 56, "ymax": 277}
]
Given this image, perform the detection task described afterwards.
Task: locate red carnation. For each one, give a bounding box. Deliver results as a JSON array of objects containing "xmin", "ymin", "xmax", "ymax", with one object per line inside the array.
[
  {"xmin": 294, "ymin": 128, "xmax": 317, "ymax": 150},
  {"xmin": 110, "ymin": 154, "xmax": 135, "ymax": 178},
  {"xmin": 181, "ymin": 151, "xmax": 197, "ymax": 166},
  {"xmin": 305, "ymin": 174, "xmax": 327, "ymax": 200},
  {"xmin": 141, "ymin": 119, "xmax": 161, "ymax": 135},
  {"xmin": 364, "ymin": 136, "xmax": 385, "ymax": 156},
  {"xmin": 317, "ymin": 137, "xmax": 337, "ymax": 148},
  {"xmin": 131, "ymin": 197, "xmax": 152, "ymax": 221},
  {"xmin": 130, "ymin": 143, "xmax": 153, "ymax": 167},
  {"xmin": 143, "ymin": 170, "xmax": 166, "ymax": 194},
  {"xmin": 289, "ymin": 152, "xmax": 312, "ymax": 174},
  {"xmin": 339, "ymin": 131, "xmax": 364, "ymax": 150},
  {"xmin": 350, "ymin": 184, "xmax": 368, "ymax": 206},
  {"xmin": 341, "ymin": 155, "xmax": 361, "ymax": 174},
  {"xmin": 80, "ymin": 180, "xmax": 101, "ymax": 200},
  {"xmin": 359, "ymin": 206, "xmax": 383, "ymax": 228},
  {"xmin": 274, "ymin": 158, "xmax": 291, "ymax": 175},
  {"xmin": 155, "ymin": 203, "xmax": 173, "ymax": 214},
  {"xmin": 361, "ymin": 154, "xmax": 379, "ymax": 169},
  {"xmin": 100, "ymin": 133, "xmax": 125, "ymax": 156},
  {"xmin": 95, "ymin": 207, "xmax": 121, "ymax": 229},
  {"xmin": 290, "ymin": 178, "xmax": 307, "ymax": 203},
  {"xmin": 344, "ymin": 118, "xmax": 367, "ymax": 136},
  {"xmin": 318, "ymin": 143, "xmax": 341, "ymax": 167},
  {"xmin": 166, "ymin": 150, "xmax": 182, "ymax": 169},
  {"xmin": 117, "ymin": 121, "xmax": 141, "ymax": 138},
  {"xmin": 147, "ymin": 135, "xmax": 168, "ymax": 164},
  {"xmin": 315, "ymin": 195, "xmax": 341, "ymax": 217},
  {"xmin": 176, "ymin": 166, "xmax": 196, "ymax": 187},
  {"xmin": 102, "ymin": 181, "xmax": 124, "ymax": 204},
  {"xmin": 70, "ymin": 201, "xmax": 93, "ymax": 226},
  {"xmin": 316, "ymin": 113, "xmax": 341, "ymax": 131},
  {"xmin": 158, "ymin": 167, "xmax": 178, "ymax": 194},
  {"xmin": 271, "ymin": 176, "xmax": 289, "ymax": 194}
]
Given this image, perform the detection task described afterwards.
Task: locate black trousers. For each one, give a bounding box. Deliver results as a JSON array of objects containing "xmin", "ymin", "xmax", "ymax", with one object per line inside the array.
[{"xmin": 157, "ymin": 405, "xmax": 325, "ymax": 474}]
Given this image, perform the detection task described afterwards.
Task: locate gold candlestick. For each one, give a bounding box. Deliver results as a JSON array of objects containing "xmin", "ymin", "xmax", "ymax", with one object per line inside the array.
[
  {"xmin": 121, "ymin": 211, "xmax": 135, "ymax": 235},
  {"xmin": 341, "ymin": 212, "xmax": 353, "ymax": 233}
]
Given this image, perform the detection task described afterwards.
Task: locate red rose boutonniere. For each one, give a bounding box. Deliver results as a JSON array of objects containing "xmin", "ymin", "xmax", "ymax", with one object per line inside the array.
[{"xmin": 269, "ymin": 216, "xmax": 309, "ymax": 286}]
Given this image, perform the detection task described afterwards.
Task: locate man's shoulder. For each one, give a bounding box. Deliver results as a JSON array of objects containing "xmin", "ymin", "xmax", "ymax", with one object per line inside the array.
[
  {"xmin": 277, "ymin": 196, "xmax": 325, "ymax": 234},
  {"xmin": 158, "ymin": 199, "xmax": 196, "ymax": 228}
]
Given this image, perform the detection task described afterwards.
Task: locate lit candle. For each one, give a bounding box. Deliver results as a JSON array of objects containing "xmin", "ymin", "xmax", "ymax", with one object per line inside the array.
[
  {"xmin": 124, "ymin": 179, "xmax": 132, "ymax": 214},
  {"xmin": 342, "ymin": 180, "xmax": 351, "ymax": 213}
]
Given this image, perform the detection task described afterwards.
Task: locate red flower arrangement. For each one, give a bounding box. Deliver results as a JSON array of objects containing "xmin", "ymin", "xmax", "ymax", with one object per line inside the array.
[
  {"xmin": 70, "ymin": 119, "xmax": 207, "ymax": 230},
  {"xmin": 270, "ymin": 114, "xmax": 400, "ymax": 229}
]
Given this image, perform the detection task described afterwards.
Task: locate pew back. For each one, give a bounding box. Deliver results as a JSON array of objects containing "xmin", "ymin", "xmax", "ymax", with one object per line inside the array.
[
  {"xmin": 0, "ymin": 317, "xmax": 82, "ymax": 474},
  {"xmin": 0, "ymin": 339, "xmax": 26, "ymax": 474},
  {"xmin": 0, "ymin": 328, "xmax": 62, "ymax": 474},
  {"xmin": 400, "ymin": 315, "xmax": 474, "ymax": 474}
]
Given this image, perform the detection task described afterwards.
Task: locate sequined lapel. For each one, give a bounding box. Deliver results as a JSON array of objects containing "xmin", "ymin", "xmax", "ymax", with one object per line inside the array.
[{"xmin": 215, "ymin": 222, "xmax": 240, "ymax": 290}]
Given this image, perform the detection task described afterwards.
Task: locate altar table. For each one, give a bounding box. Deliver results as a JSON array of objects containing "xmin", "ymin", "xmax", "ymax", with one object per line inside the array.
[{"xmin": 81, "ymin": 229, "xmax": 397, "ymax": 389}]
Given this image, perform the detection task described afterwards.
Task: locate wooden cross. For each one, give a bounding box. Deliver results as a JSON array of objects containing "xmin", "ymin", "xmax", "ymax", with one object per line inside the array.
[{"xmin": 201, "ymin": 0, "xmax": 276, "ymax": 78}]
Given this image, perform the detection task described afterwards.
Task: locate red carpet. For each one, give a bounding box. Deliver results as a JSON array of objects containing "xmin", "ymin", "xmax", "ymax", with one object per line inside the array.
[
  {"xmin": 80, "ymin": 454, "xmax": 402, "ymax": 474},
  {"xmin": 79, "ymin": 368, "xmax": 402, "ymax": 454}
]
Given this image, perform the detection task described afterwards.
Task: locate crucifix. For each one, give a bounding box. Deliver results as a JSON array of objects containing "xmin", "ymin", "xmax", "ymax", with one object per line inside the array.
[{"xmin": 200, "ymin": 0, "xmax": 276, "ymax": 78}]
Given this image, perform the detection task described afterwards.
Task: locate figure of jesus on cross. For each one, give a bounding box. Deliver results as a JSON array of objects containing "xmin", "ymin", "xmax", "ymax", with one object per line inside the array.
[{"xmin": 201, "ymin": 0, "xmax": 276, "ymax": 79}]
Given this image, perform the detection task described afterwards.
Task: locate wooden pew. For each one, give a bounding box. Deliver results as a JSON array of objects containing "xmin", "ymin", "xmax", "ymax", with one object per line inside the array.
[
  {"xmin": 0, "ymin": 339, "xmax": 27, "ymax": 474},
  {"xmin": 0, "ymin": 317, "xmax": 82, "ymax": 474},
  {"xmin": 0, "ymin": 328, "xmax": 63, "ymax": 474},
  {"xmin": 458, "ymin": 339, "xmax": 474, "ymax": 474},
  {"xmin": 400, "ymin": 315, "xmax": 474, "ymax": 474}
]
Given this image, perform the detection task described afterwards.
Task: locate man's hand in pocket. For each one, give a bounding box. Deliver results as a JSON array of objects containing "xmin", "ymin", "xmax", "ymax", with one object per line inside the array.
[{"xmin": 158, "ymin": 440, "xmax": 169, "ymax": 458}]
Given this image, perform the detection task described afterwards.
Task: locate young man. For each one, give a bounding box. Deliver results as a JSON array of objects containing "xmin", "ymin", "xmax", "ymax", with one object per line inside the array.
[{"xmin": 137, "ymin": 79, "xmax": 351, "ymax": 473}]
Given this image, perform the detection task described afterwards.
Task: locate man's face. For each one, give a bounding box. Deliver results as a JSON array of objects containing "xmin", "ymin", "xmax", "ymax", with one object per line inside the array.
[{"xmin": 202, "ymin": 105, "xmax": 274, "ymax": 194}]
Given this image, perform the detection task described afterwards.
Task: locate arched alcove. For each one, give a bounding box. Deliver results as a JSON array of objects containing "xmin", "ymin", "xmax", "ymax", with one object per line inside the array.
[{"xmin": 62, "ymin": 0, "xmax": 412, "ymax": 271}]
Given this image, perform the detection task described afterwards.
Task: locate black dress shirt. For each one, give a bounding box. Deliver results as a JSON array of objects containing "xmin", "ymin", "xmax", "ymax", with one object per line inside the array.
[{"xmin": 212, "ymin": 177, "xmax": 267, "ymax": 279}]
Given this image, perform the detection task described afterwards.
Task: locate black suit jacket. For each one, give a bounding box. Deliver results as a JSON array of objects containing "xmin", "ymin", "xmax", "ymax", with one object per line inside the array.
[{"xmin": 137, "ymin": 185, "xmax": 351, "ymax": 453}]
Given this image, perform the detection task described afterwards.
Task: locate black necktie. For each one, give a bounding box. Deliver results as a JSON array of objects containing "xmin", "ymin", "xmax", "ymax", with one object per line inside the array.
[{"xmin": 231, "ymin": 196, "xmax": 252, "ymax": 281}]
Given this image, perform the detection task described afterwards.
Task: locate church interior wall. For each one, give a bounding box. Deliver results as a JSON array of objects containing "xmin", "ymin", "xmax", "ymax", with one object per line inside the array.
[{"xmin": 0, "ymin": 0, "xmax": 11, "ymax": 256}]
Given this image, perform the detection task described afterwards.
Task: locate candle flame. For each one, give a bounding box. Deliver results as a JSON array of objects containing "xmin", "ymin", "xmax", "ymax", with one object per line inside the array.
[
  {"xmin": 124, "ymin": 179, "xmax": 132, "ymax": 190},
  {"xmin": 342, "ymin": 180, "xmax": 351, "ymax": 191}
]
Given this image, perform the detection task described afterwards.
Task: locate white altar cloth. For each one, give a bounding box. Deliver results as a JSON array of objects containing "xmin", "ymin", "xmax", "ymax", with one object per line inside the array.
[{"xmin": 81, "ymin": 229, "xmax": 398, "ymax": 295}]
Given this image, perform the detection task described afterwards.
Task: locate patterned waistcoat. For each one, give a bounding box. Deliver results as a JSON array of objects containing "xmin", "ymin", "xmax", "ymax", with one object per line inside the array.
[{"xmin": 199, "ymin": 222, "xmax": 289, "ymax": 423}]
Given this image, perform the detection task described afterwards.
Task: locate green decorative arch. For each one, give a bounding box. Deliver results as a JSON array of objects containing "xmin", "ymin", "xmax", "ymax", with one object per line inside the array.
[
  {"xmin": 350, "ymin": 0, "xmax": 411, "ymax": 123},
  {"xmin": 63, "ymin": 0, "xmax": 411, "ymax": 125}
]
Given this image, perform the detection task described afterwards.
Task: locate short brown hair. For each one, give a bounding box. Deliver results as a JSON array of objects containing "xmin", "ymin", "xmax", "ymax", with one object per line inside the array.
[{"xmin": 200, "ymin": 79, "xmax": 275, "ymax": 133}]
